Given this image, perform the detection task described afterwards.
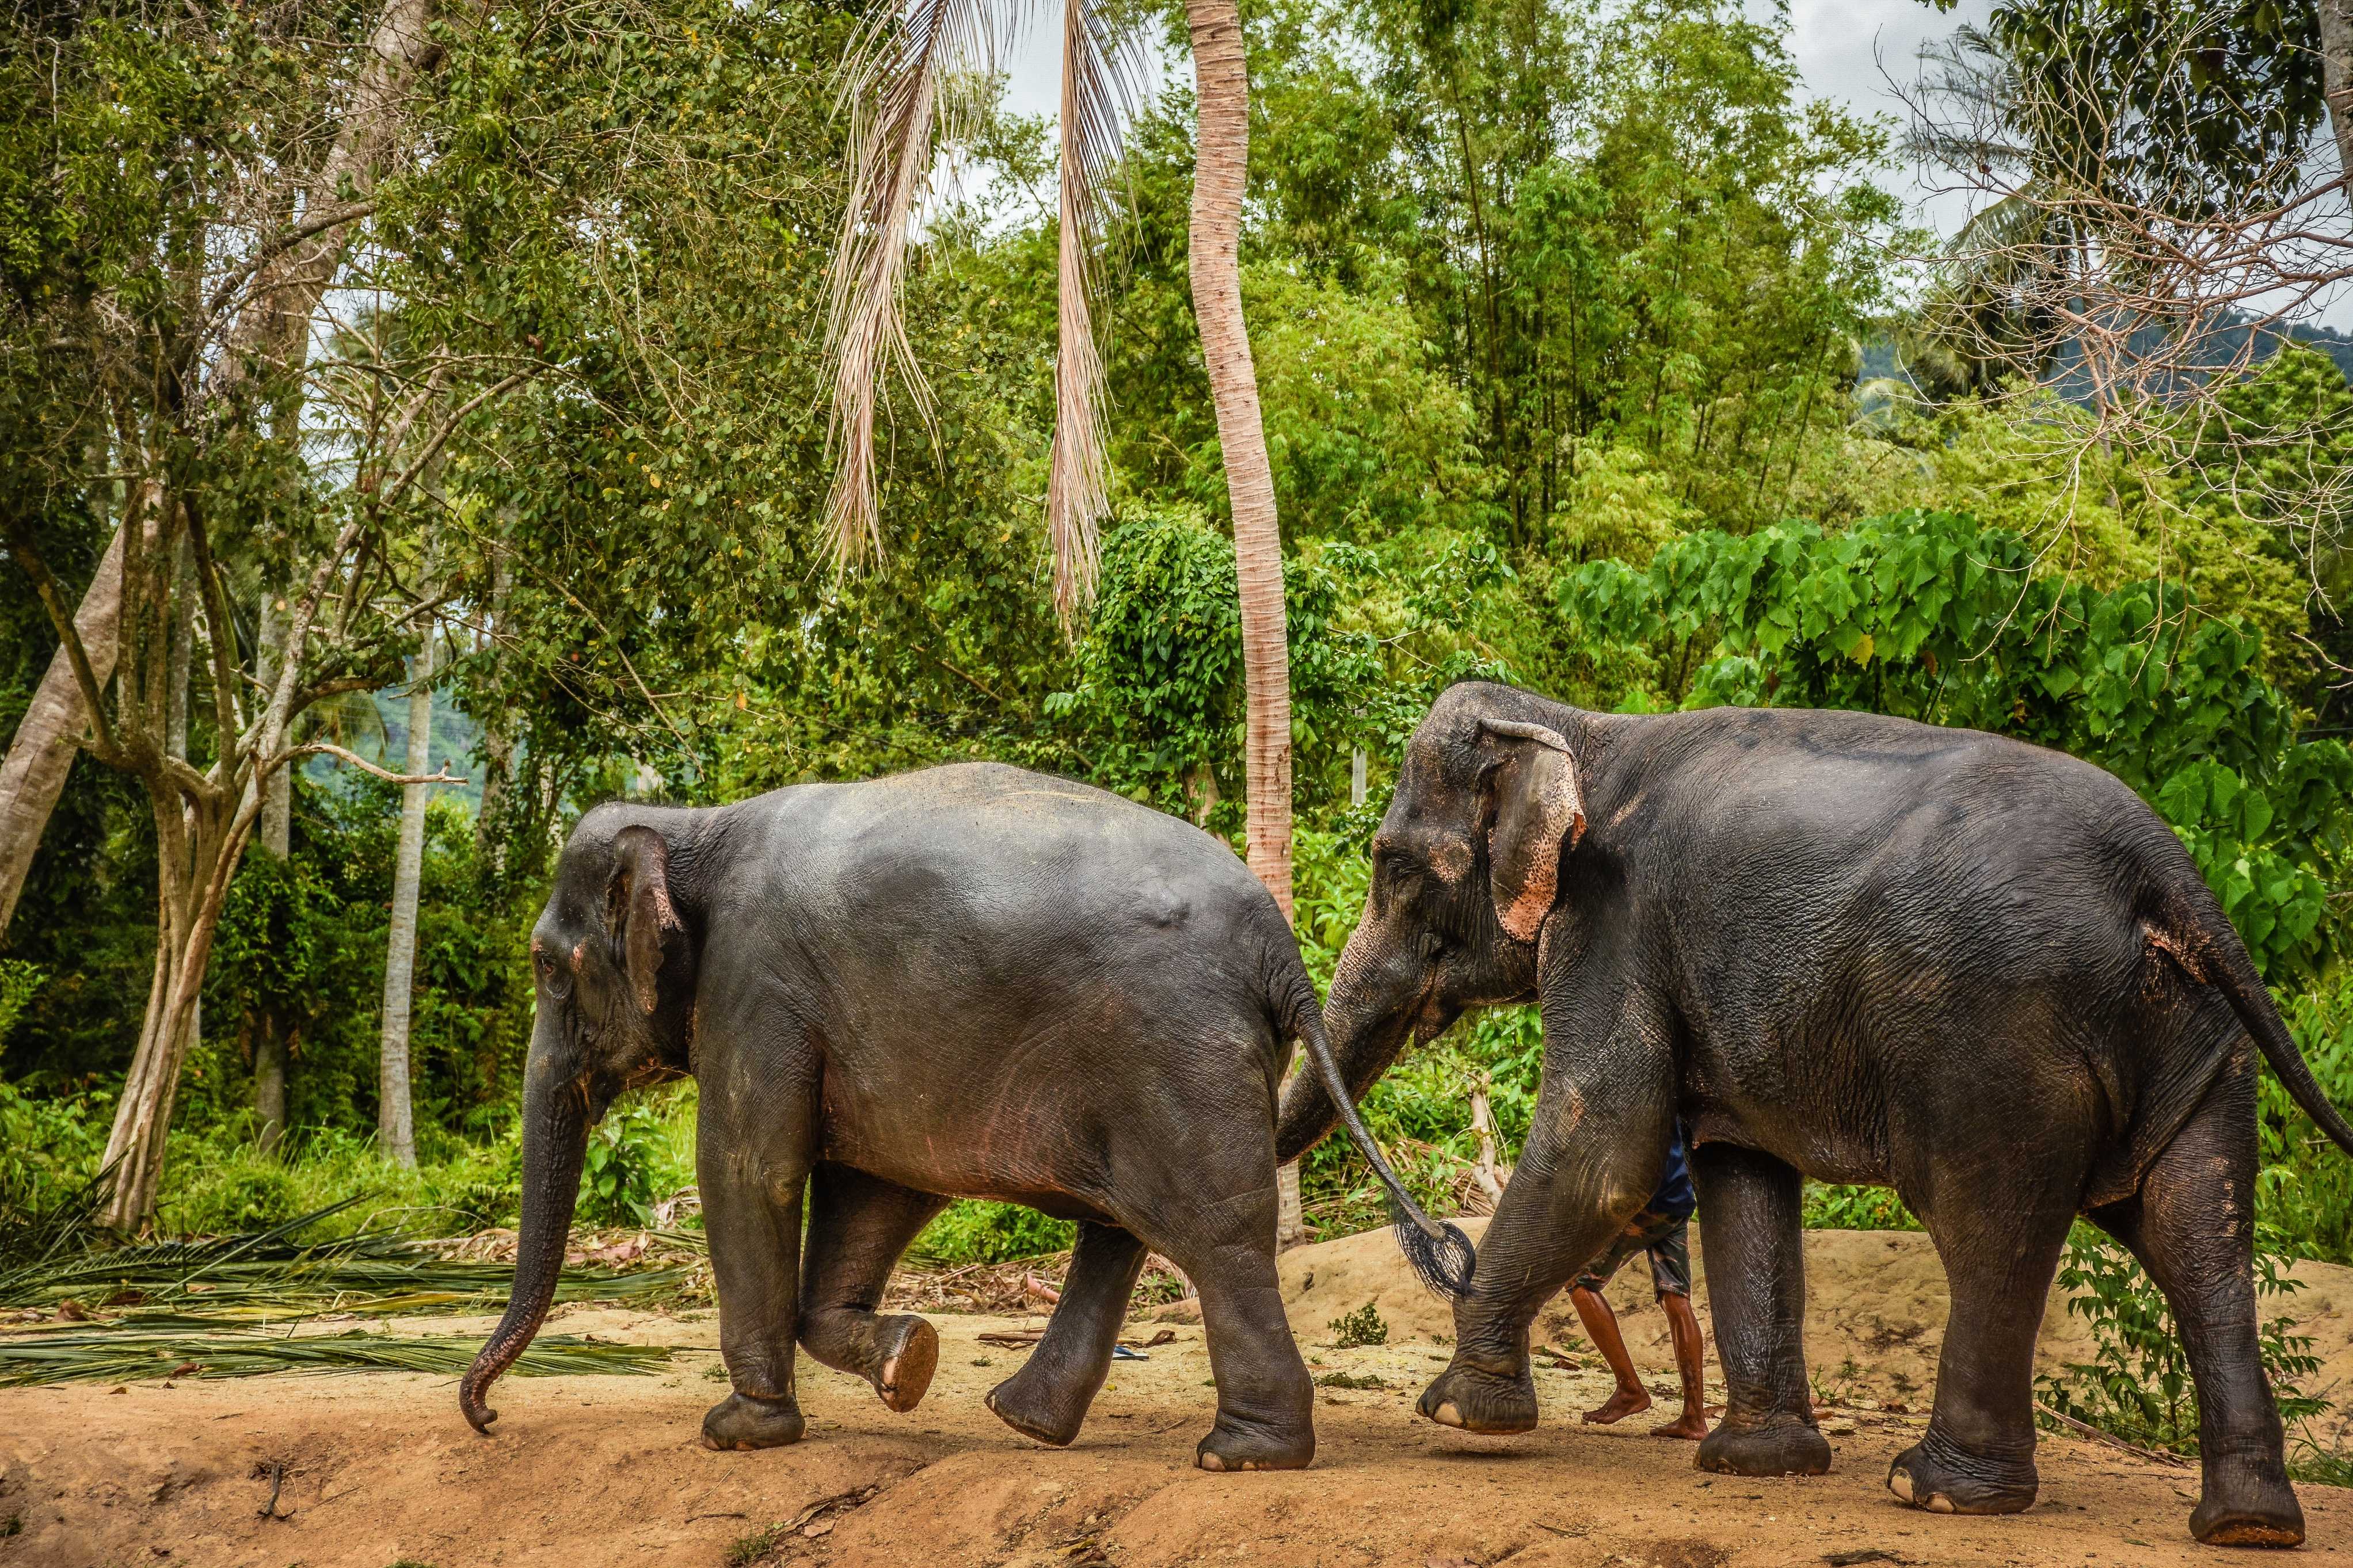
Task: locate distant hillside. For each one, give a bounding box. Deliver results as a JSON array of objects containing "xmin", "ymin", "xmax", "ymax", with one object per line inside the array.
[{"xmin": 1860, "ymin": 315, "xmax": 2353, "ymax": 394}]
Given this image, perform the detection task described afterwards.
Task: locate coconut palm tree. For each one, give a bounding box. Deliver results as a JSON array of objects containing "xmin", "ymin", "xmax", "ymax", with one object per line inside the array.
[{"xmin": 824, "ymin": 0, "xmax": 1293, "ymax": 907}]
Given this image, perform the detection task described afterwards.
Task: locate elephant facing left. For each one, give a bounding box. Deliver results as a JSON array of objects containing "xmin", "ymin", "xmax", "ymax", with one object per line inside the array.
[{"xmin": 458, "ymin": 761, "xmax": 1456, "ymax": 1472}]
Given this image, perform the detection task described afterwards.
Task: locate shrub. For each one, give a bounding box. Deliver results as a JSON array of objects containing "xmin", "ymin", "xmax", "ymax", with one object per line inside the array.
[
  {"xmin": 909, "ymin": 1201, "xmax": 1075, "ymax": 1267},
  {"xmin": 2036, "ymin": 1224, "xmax": 2327, "ymax": 1454}
]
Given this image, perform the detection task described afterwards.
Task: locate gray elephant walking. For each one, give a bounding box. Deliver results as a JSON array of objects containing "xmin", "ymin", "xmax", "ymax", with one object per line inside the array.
[
  {"xmin": 1278, "ymin": 680, "xmax": 2353, "ymax": 1546},
  {"xmin": 459, "ymin": 762, "xmax": 1443, "ymax": 1471}
]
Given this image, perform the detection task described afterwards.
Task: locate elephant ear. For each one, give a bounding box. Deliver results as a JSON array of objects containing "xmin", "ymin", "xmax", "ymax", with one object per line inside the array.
[
  {"xmin": 604, "ymin": 825, "xmax": 683, "ymax": 1014},
  {"xmin": 1480, "ymin": 718, "xmax": 1586, "ymax": 943}
]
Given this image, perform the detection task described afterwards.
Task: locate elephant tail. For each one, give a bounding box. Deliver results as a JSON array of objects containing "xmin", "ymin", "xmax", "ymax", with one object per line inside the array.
[
  {"xmin": 1285, "ymin": 982, "xmax": 1476, "ymax": 1297},
  {"xmin": 2148, "ymin": 907, "xmax": 2353, "ymax": 1159}
]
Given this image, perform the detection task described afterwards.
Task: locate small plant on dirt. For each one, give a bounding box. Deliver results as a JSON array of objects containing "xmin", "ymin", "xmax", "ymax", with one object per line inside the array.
[
  {"xmin": 2036, "ymin": 1224, "xmax": 2327, "ymax": 1455},
  {"xmin": 1316, "ymin": 1369, "xmax": 1389, "ymax": 1390},
  {"xmin": 2292, "ymin": 1441, "xmax": 2353, "ymax": 1488},
  {"xmin": 1328, "ymin": 1303, "xmax": 1388, "ymax": 1348},
  {"xmin": 729, "ymin": 1524, "xmax": 788, "ymax": 1566}
]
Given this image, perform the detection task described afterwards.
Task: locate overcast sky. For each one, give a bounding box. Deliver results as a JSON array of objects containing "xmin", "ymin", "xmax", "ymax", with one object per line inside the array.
[{"xmin": 996, "ymin": 0, "xmax": 1999, "ymax": 234}]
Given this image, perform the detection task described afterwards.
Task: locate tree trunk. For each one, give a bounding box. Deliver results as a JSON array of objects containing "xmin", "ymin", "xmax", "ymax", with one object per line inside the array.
[
  {"xmin": 100, "ymin": 793, "xmax": 243, "ymax": 1229},
  {"xmin": 0, "ymin": 518, "xmax": 128, "ymax": 939},
  {"xmin": 2321, "ymin": 0, "xmax": 2353, "ymax": 180},
  {"xmin": 377, "ymin": 631, "xmax": 436, "ymax": 1168},
  {"xmin": 1186, "ymin": 0, "xmax": 1300, "ymax": 1247},
  {"xmin": 250, "ymin": 593, "xmax": 292, "ymax": 1154}
]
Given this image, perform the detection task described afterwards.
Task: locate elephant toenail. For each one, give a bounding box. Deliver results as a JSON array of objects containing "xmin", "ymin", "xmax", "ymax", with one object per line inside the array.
[
  {"xmin": 1926, "ymin": 1494, "xmax": 1954, "ymax": 1514},
  {"xmin": 1888, "ymin": 1467, "xmax": 1915, "ymax": 1503},
  {"xmin": 1434, "ymin": 1401, "xmax": 1463, "ymax": 1427}
]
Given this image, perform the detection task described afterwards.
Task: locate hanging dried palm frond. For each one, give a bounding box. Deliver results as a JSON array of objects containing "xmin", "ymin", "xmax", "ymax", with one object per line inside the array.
[
  {"xmin": 827, "ymin": 0, "xmax": 1134, "ymax": 620},
  {"xmin": 824, "ymin": 0, "xmax": 1001, "ymax": 574}
]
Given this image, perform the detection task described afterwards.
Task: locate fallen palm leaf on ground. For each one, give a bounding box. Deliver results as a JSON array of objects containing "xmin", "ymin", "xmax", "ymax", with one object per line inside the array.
[
  {"xmin": 0, "ymin": 1326, "xmax": 675, "ymax": 1386},
  {"xmin": 0, "ymin": 1199, "xmax": 692, "ymax": 1321}
]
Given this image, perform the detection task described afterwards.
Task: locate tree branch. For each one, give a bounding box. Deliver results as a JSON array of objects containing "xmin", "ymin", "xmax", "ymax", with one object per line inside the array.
[
  {"xmin": 203, "ymin": 200, "xmax": 378, "ymax": 324},
  {"xmin": 280, "ymin": 741, "xmax": 466, "ymax": 786},
  {"xmin": 2, "ymin": 518, "xmax": 125, "ymax": 765}
]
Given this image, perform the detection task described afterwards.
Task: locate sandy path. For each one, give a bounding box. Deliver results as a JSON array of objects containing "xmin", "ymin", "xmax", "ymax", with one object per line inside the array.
[
  {"xmin": 5, "ymin": 1223, "xmax": 2352, "ymax": 1567},
  {"xmin": 6, "ymin": 1306, "xmax": 2349, "ymax": 1566}
]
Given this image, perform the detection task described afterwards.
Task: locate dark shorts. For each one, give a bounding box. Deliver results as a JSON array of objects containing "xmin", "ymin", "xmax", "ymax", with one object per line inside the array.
[{"xmin": 1574, "ymin": 1205, "xmax": 1692, "ymax": 1299}]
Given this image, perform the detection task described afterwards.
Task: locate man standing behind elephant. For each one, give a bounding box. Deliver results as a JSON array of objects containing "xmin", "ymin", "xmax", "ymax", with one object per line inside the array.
[{"xmin": 1565, "ymin": 1123, "xmax": 1709, "ymax": 1441}]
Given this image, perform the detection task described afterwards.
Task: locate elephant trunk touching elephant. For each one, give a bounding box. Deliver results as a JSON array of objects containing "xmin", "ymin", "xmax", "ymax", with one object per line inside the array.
[
  {"xmin": 459, "ymin": 1017, "xmax": 595, "ymax": 1433},
  {"xmin": 1280, "ymin": 678, "xmax": 2353, "ymax": 1547}
]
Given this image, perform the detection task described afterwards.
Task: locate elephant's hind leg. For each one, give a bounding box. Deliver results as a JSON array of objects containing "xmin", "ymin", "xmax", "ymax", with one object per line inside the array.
[
  {"xmin": 799, "ymin": 1163, "xmax": 950, "ymax": 1413},
  {"xmin": 985, "ymin": 1220, "xmax": 1148, "ymax": 1445},
  {"xmin": 1690, "ymin": 1143, "xmax": 1831, "ymax": 1479},
  {"xmin": 1887, "ymin": 1149, "xmax": 2080, "ymax": 1516},
  {"xmin": 2088, "ymin": 1065, "xmax": 2302, "ymax": 1548},
  {"xmin": 1136, "ymin": 1157, "xmax": 1315, "ymax": 1472}
]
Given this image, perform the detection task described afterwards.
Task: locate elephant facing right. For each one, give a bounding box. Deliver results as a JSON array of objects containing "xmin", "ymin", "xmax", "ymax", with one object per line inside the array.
[{"xmin": 1280, "ymin": 680, "xmax": 2353, "ymax": 1548}]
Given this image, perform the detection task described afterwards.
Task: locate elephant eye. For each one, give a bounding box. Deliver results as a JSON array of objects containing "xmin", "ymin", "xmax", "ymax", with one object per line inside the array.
[{"xmin": 536, "ymin": 950, "xmax": 574, "ymax": 1000}]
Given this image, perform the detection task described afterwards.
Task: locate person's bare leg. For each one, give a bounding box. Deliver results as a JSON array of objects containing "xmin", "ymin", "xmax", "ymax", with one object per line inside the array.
[
  {"xmin": 1653, "ymin": 1292, "xmax": 1709, "ymax": 1440},
  {"xmin": 1571, "ymin": 1286, "xmax": 1651, "ymax": 1424}
]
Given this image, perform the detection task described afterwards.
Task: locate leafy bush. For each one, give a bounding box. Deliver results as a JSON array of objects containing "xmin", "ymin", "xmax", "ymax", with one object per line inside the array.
[
  {"xmin": 2036, "ymin": 1224, "xmax": 2326, "ymax": 1454},
  {"xmin": 0, "ymin": 960, "xmax": 41, "ymax": 1044},
  {"xmin": 909, "ymin": 1201, "xmax": 1076, "ymax": 1267},
  {"xmin": 1802, "ymin": 1182, "xmax": 1922, "ymax": 1232}
]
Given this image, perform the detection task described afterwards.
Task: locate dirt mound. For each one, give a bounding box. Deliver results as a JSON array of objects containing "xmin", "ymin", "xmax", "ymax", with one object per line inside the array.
[{"xmin": 3, "ymin": 1230, "xmax": 2350, "ymax": 1567}]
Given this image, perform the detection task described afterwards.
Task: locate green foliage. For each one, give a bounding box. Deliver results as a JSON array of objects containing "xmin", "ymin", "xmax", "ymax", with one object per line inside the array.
[
  {"xmin": 1328, "ymin": 1303, "xmax": 1389, "ymax": 1348},
  {"xmin": 1559, "ymin": 508, "xmax": 2353, "ymax": 985},
  {"xmin": 1802, "ymin": 1184, "xmax": 1923, "ymax": 1232},
  {"xmin": 2037, "ymin": 1224, "xmax": 2327, "ymax": 1454},
  {"xmin": 582, "ymin": 1104, "xmax": 668, "ymax": 1228},
  {"xmin": 909, "ymin": 1202, "xmax": 1077, "ymax": 1268}
]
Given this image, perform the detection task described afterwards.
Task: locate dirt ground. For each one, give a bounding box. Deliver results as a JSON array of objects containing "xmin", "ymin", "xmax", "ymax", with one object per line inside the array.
[{"xmin": 6, "ymin": 1224, "xmax": 2352, "ymax": 1568}]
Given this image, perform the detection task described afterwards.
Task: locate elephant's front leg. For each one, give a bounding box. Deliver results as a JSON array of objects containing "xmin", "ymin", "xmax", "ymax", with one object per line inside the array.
[
  {"xmin": 699, "ymin": 1085, "xmax": 816, "ymax": 1451},
  {"xmin": 799, "ymin": 1163, "xmax": 950, "ymax": 1413},
  {"xmin": 1422, "ymin": 1003, "xmax": 1675, "ymax": 1435},
  {"xmin": 985, "ymin": 1220, "xmax": 1148, "ymax": 1445}
]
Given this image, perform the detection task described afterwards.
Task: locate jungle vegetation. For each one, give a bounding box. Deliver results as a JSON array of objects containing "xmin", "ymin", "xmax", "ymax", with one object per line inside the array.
[{"xmin": 5, "ymin": 0, "xmax": 2353, "ymax": 1292}]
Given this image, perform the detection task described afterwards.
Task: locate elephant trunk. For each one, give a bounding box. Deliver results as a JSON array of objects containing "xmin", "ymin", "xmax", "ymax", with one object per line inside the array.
[
  {"xmin": 1275, "ymin": 925, "xmax": 1428, "ymax": 1165},
  {"xmin": 460, "ymin": 1048, "xmax": 591, "ymax": 1433}
]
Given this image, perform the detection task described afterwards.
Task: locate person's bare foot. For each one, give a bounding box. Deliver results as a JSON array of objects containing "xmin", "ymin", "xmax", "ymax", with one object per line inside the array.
[
  {"xmin": 1651, "ymin": 1409, "xmax": 1709, "ymax": 1440},
  {"xmin": 1583, "ymin": 1385, "xmax": 1651, "ymax": 1425}
]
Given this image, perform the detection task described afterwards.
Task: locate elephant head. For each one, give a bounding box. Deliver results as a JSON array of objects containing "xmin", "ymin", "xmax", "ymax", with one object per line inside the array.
[
  {"xmin": 460, "ymin": 806, "xmax": 698, "ymax": 1433},
  {"xmin": 1277, "ymin": 682, "xmax": 1586, "ymax": 1164}
]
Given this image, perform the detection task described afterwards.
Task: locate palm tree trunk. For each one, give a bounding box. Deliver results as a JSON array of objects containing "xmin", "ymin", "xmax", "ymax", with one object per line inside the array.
[
  {"xmin": 252, "ymin": 594, "xmax": 292, "ymax": 1154},
  {"xmin": 0, "ymin": 517, "xmax": 129, "ymax": 938},
  {"xmin": 377, "ymin": 631, "xmax": 436, "ymax": 1169},
  {"xmin": 1185, "ymin": 0, "xmax": 1300, "ymax": 1246},
  {"xmin": 2321, "ymin": 0, "xmax": 2353, "ymax": 180}
]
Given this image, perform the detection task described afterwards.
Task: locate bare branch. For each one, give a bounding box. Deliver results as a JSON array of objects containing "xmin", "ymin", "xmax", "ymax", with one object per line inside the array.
[{"xmin": 280, "ymin": 741, "xmax": 467, "ymax": 786}]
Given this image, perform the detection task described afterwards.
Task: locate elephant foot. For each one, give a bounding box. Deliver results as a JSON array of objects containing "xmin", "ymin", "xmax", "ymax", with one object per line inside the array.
[
  {"xmin": 985, "ymin": 1365, "xmax": 1088, "ymax": 1448},
  {"xmin": 1196, "ymin": 1417, "xmax": 1315, "ymax": 1472},
  {"xmin": 700, "ymin": 1391, "xmax": 806, "ymax": 1451},
  {"xmin": 1696, "ymin": 1418, "xmax": 1832, "ymax": 1478},
  {"xmin": 1885, "ymin": 1435, "xmax": 2034, "ymax": 1515},
  {"xmin": 2189, "ymin": 1459, "xmax": 2305, "ymax": 1547},
  {"xmin": 873, "ymin": 1314, "xmax": 938, "ymax": 1414},
  {"xmin": 1417, "ymin": 1360, "xmax": 1537, "ymax": 1435}
]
